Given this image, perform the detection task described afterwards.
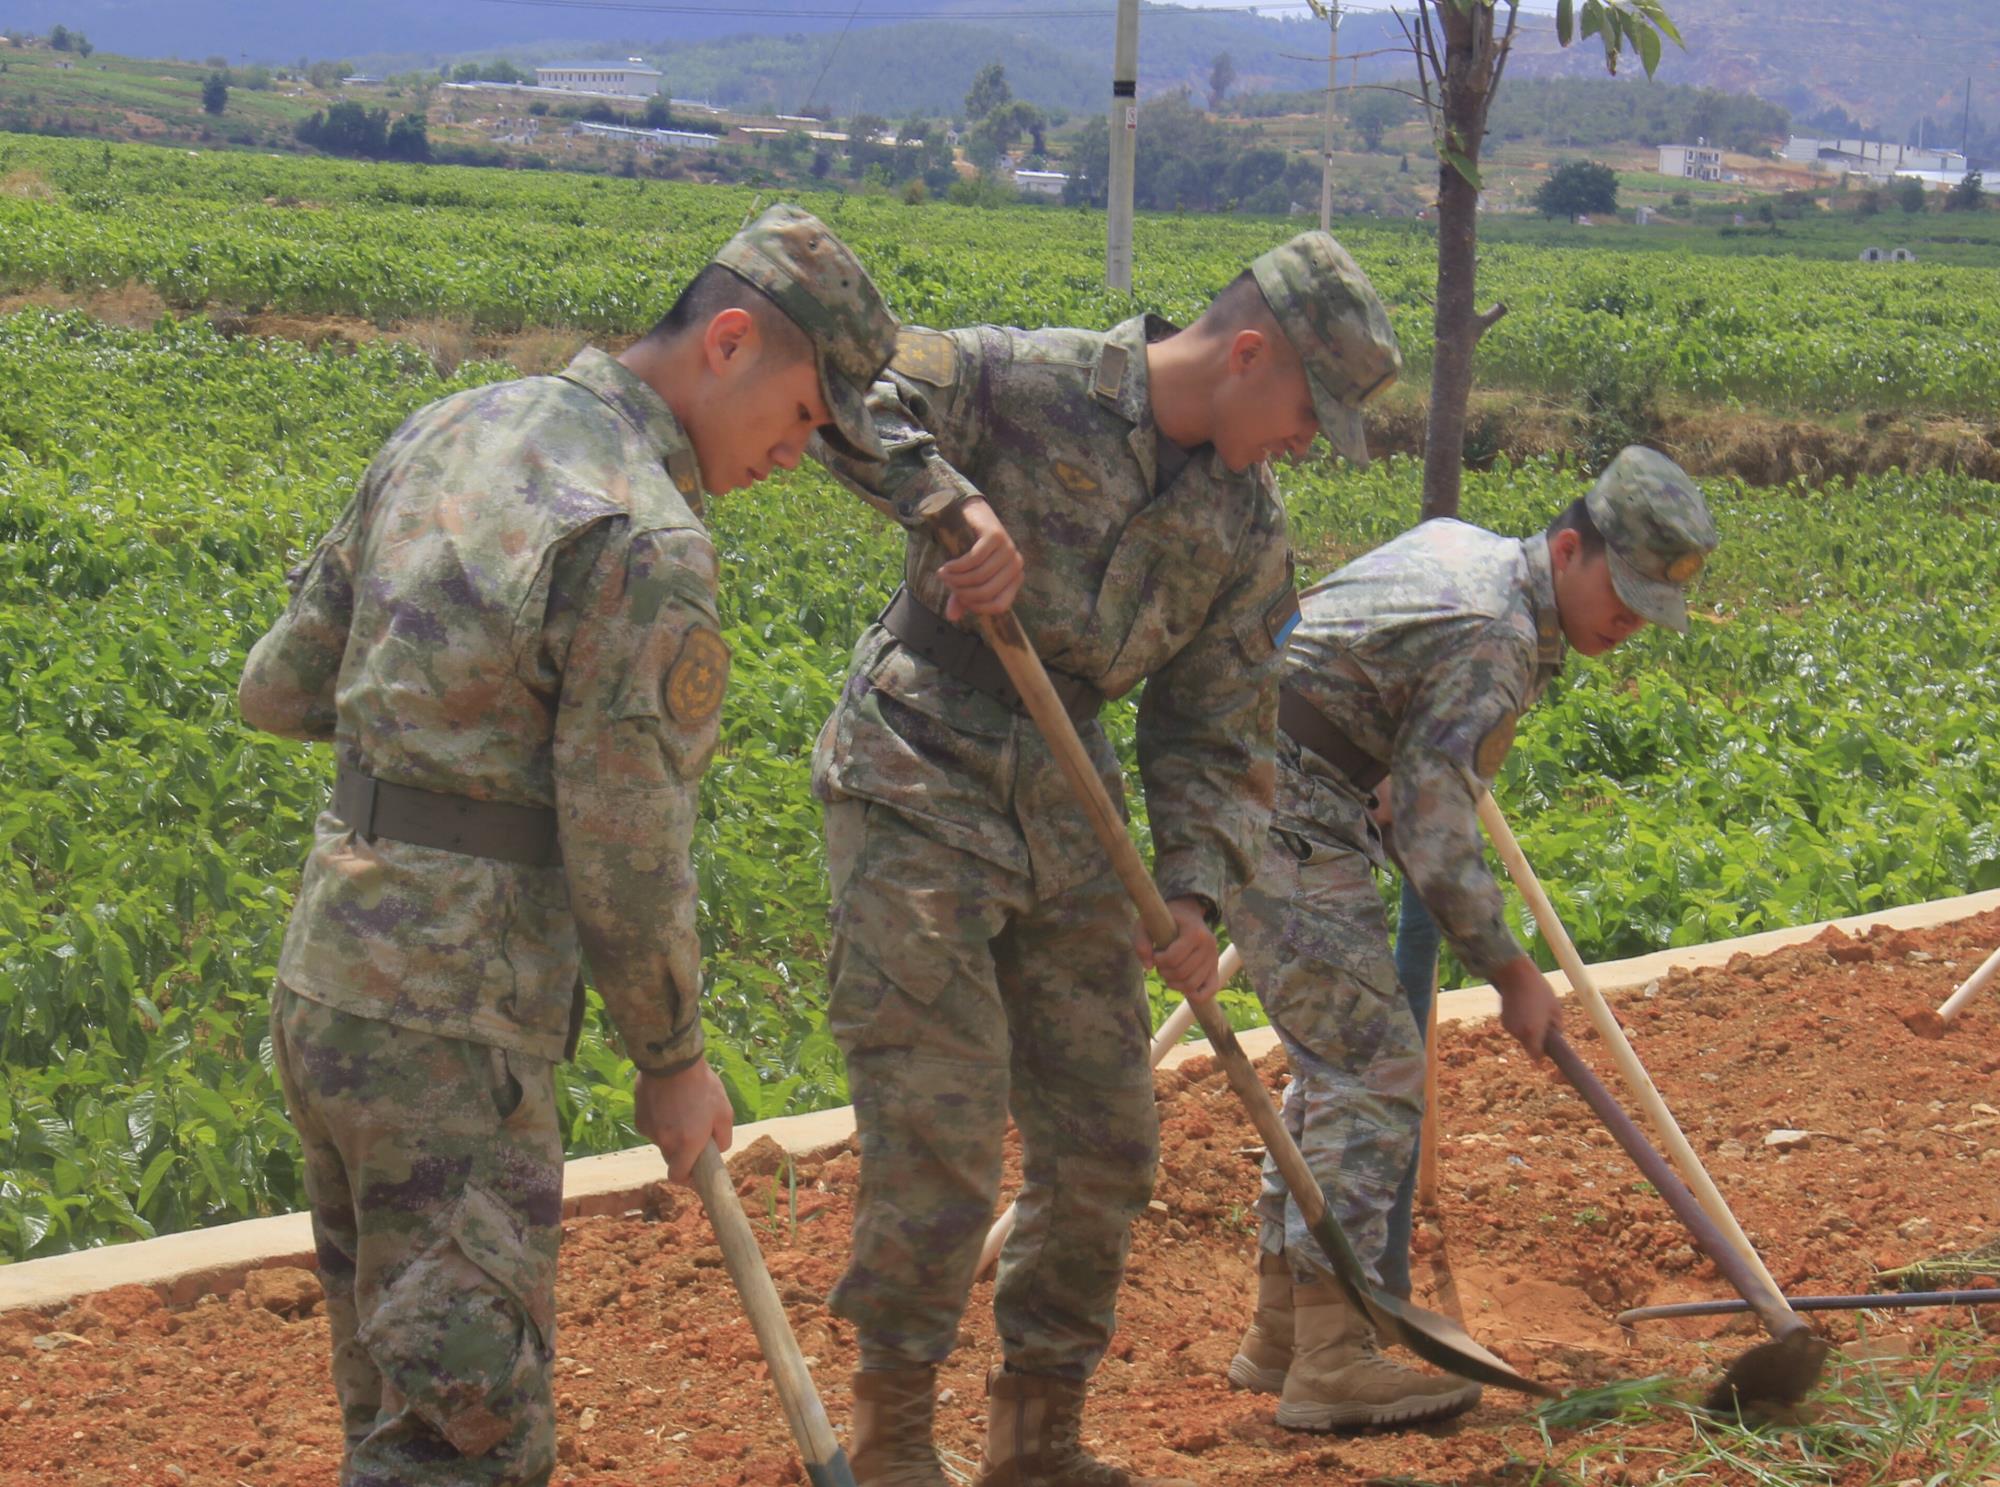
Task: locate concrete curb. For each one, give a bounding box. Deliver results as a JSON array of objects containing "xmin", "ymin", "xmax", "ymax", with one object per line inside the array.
[{"xmin": 5, "ymin": 886, "xmax": 1996, "ymax": 1317}]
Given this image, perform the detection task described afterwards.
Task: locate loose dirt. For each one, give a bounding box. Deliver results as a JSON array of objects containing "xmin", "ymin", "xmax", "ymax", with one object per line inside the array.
[
  {"xmin": 4, "ymin": 911, "xmax": 1999, "ymax": 1486},
  {"xmin": 1366, "ymin": 385, "xmax": 2000, "ymax": 487}
]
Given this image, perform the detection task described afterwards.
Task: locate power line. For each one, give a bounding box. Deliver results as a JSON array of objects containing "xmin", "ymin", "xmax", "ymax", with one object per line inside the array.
[{"xmin": 797, "ymin": 0, "xmax": 867, "ymax": 112}]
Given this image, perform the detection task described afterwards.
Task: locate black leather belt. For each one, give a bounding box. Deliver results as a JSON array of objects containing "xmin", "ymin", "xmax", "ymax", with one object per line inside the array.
[
  {"xmin": 333, "ymin": 763, "xmax": 562, "ymax": 869},
  {"xmin": 878, "ymin": 585, "xmax": 1104, "ymax": 727},
  {"xmin": 1278, "ymin": 686, "xmax": 1388, "ymax": 794}
]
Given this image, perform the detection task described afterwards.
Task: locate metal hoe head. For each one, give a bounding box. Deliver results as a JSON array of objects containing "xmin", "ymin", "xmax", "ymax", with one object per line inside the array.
[
  {"xmin": 1294, "ymin": 1167, "xmax": 1552, "ymax": 1396},
  {"xmin": 1703, "ymin": 1327, "xmax": 1831, "ymax": 1415}
]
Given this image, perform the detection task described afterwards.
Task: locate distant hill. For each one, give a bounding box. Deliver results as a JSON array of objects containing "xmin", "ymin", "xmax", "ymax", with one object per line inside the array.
[
  {"xmin": 647, "ymin": 11, "xmax": 1410, "ymax": 119},
  {"xmin": 0, "ymin": 3, "xmax": 1404, "ymax": 113},
  {"xmin": 1503, "ymin": 0, "xmax": 1998, "ymax": 147},
  {"xmin": 5, "ymin": 1, "xmax": 1990, "ymax": 152}
]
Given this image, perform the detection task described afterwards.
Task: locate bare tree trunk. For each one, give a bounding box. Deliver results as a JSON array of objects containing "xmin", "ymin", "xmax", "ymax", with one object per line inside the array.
[
  {"xmin": 1419, "ymin": 2, "xmax": 1512, "ymax": 522},
  {"xmin": 1422, "ymin": 161, "xmax": 1482, "ymax": 521}
]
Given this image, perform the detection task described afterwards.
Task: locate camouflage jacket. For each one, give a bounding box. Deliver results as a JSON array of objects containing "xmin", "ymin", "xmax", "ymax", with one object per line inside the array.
[
  {"xmin": 1282, "ymin": 519, "xmax": 1566, "ymax": 978},
  {"xmin": 239, "ymin": 348, "xmax": 728, "ymax": 1073},
  {"xmin": 812, "ymin": 314, "xmax": 1296, "ymax": 906}
]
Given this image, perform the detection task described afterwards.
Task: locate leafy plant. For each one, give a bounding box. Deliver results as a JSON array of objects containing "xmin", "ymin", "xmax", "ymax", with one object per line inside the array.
[{"xmin": 3, "ymin": 135, "xmax": 1999, "ymax": 1259}]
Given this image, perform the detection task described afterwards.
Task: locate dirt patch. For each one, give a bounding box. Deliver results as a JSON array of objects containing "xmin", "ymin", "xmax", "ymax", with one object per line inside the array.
[
  {"xmin": 0, "ymin": 288, "xmax": 607, "ymax": 374},
  {"xmin": 0, "ymin": 284, "xmax": 174, "ymax": 330},
  {"xmin": 1364, "ymin": 385, "xmax": 2000, "ymax": 487},
  {"xmin": 0, "ymin": 170, "xmax": 56, "ymax": 202},
  {"xmin": 3, "ymin": 912, "xmax": 1998, "ymax": 1485}
]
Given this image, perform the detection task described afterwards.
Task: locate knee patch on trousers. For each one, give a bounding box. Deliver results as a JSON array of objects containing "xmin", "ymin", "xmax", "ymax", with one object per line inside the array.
[{"xmin": 357, "ymin": 1184, "xmax": 555, "ymax": 1460}]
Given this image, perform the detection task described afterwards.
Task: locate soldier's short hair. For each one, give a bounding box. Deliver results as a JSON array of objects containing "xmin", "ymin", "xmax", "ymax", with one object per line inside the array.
[
  {"xmin": 644, "ymin": 263, "xmax": 811, "ymax": 364},
  {"xmin": 1197, "ymin": 269, "xmax": 1277, "ymax": 333},
  {"xmin": 1546, "ymin": 497, "xmax": 1607, "ymax": 558}
]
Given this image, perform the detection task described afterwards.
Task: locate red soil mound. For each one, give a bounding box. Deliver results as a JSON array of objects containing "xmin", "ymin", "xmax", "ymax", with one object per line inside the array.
[{"xmin": 4, "ymin": 911, "xmax": 1998, "ymax": 1486}]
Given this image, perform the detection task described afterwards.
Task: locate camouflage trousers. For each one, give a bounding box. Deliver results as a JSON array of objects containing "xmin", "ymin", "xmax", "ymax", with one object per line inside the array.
[
  {"xmin": 822, "ymin": 798, "xmax": 1160, "ymax": 1380},
  {"xmin": 269, "ymin": 982, "xmax": 564, "ymax": 1487},
  {"xmin": 1223, "ymin": 804, "xmax": 1425, "ymax": 1288}
]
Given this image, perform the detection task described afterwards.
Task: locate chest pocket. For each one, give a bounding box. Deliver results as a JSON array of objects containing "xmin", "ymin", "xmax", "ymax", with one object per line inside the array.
[{"xmin": 1080, "ymin": 475, "xmax": 1239, "ymax": 694}]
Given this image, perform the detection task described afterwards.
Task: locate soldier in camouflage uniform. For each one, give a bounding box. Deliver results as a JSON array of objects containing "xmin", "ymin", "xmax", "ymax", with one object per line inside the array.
[
  {"xmin": 238, "ymin": 206, "xmax": 899, "ymax": 1487},
  {"xmin": 1223, "ymin": 446, "xmax": 1719, "ymax": 1432},
  {"xmin": 808, "ymin": 232, "xmax": 1402, "ymax": 1487}
]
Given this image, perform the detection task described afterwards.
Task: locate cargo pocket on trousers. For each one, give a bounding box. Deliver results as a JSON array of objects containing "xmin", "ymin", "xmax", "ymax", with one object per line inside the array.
[{"xmin": 357, "ymin": 1184, "xmax": 555, "ymax": 1458}]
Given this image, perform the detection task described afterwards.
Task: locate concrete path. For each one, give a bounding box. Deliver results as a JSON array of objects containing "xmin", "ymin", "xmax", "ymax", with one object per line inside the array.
[{"xmin": 5, "ymin": 885, "xmax": 1995, "ymax": 1316}]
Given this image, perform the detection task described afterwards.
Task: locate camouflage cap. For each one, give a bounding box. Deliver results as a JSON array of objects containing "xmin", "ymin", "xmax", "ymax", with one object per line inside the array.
[
  {"xmin": 711, "ymin": 203, "xmax": 899, "ymax": 463},
  {"xmin": 1584, "ymin": 446, "xmax": 1719, "ymax": 633},
  {"xmin": 1249, "ymin": 230, "xmax": 1402, "ymax": 466}
]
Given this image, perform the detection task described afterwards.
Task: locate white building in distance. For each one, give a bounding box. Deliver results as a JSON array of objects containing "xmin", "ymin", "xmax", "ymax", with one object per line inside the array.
[
  {"xmin": 573, "ymin": 121, "xmax": 721, "ymax": 152},
  {"xmin": 534, "ymin": 60, "xmax": 662, "ymax": 97},
  {"xmin": 1658, "ymin": 143, "xmax": 1723, "ymax": 181},
  {"xmin": 1782, "ymin": 135, "xmax": 1966, "ymax": 184},
  {"xmin": 1012, "ymin": 168, "xmax": 1070, "ymax": 198}
]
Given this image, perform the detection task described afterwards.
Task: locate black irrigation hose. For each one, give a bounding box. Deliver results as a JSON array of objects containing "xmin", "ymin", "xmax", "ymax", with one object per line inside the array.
[{"xmin": 1618, "ymin": 1290, "xmax": 2000, "ymax": 1326}]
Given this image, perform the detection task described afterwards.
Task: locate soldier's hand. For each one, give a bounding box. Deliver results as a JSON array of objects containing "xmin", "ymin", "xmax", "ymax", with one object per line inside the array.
[
  {"xmin": 938, "ymin": 496, "xmax": 1025, "ymax": 620},
  {"xmin": 635, "ymin": 1061, "xmax": 735, "ymax": 1185},
  {"xmin": 1135, "ymin": 897, "xmax": 1222, "ymax": 1002},
  {"xmin": 1490, "ymin": 955, "xmax": 1560, "ymax": 1061}
]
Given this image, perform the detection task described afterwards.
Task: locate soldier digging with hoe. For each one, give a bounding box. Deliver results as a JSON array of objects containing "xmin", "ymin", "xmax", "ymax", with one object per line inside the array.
[
  {"xmin": 238, "ymin": 206, "xmax": 908, "ymax": 1487},
  {"xmin": 808, "ymin": 232, "xmax": 1402, "ymax": 1487},
  {"xmin": 1223, "ymin": 446, "xmax": 1719, "ymax": 1432}
]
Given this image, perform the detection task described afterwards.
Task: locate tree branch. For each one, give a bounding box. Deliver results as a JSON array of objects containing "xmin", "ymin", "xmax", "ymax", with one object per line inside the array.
[
  {"xmin": 1481, "ymin": 0, "xmax": 1523, "ymax": 130},
  {"xmin": 1339, "ymin": 83, "xmax": 1440, "ymax": 110},
  {"xmin": 1402, "ymin": 2, "xmax": 1444, "ymax": 92},
  {"xmin": 1274, "ymin": 44, "xmax": 1419, "ymax": 65},
  {"xmin": 1472, "ymin": 301, "xmax": 1509, "ymax": 342}
]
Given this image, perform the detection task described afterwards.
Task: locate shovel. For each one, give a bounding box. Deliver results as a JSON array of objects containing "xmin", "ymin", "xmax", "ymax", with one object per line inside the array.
[
  {"xmin": 1544, "ymin": 1031, "xmax": 1830, "ymax": 1413},
  {"xmin": 689, "ymin": 1144, "xmax": 857, "ymax": 1487},
  {"xmin": 921, "ymin": 492, "xmax": 1551, "ymax": 1398}
]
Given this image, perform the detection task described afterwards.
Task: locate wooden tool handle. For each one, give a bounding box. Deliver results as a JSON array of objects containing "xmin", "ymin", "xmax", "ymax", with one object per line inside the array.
[
  {"xmin": 1545, "ymin": 1032, "xmax": 1802, "ymax": 1342},
  {"xmin": 1938, "ymin": 943, "xmax": 2000, "ymax": 1024},
  {"xmin": 1417, "ymin": 989, "xmax": 1441, "ymax": 1208},
  {"xmin": 691, "ymin": 1144, "xmax": 856, "ymax": 1487},
  {"xmin": 1476, "ymin": 792, "xmax": 1791, "ymax": 1307},
  {"xmin": 922, "ymin": 492, "xmax": 1178, "ymax": 946}
]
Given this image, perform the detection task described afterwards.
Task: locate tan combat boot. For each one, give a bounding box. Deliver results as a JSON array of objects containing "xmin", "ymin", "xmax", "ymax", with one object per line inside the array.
[
  {"xmin": 976, "ymin": 1367, "xmax": 1194, "ymax": 1487},
  {"xmin": 850, "ymin": 1367, "xmax": 950, "ymax": 1487},
  {"xmin": 1275, "ymin": 1280, "xmax": 1482, "ymax": 1432},
  {"xmin": 1225, "ymin": 1249, "xmax": 1293, "ymax": 1394}
]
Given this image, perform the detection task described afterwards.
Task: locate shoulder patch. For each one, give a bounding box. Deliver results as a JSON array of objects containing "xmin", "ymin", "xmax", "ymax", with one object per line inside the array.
[
  {"xmin": 891, "ymin": 328, "xmax": 958, "ymax": 388},
  {"xmin": 665, "ymin": 628, "xmax": 731, "ymax": 724},
  {"xmin": 1474, "ymin": 713, "xmax": 1517, "ymax": 779}
]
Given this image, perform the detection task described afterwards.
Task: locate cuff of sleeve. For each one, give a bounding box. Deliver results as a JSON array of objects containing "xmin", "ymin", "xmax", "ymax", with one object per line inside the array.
[
  {"xmin": 1455, "ymin": 921, "xmax": 1529, "ymax": 985},
  {"xmin": 892, "ymin": 457, "xmax": 981, "ymax": 529},
  {"xmin": 626, "ymin": 1020, "xmax": 705, "ymax": 1077},
  {"xmin": 1156, "ymin": 854, "xmax": 1228, "ymax": 922}
]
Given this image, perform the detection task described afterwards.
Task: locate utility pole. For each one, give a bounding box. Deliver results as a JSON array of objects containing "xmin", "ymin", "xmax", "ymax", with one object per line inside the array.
[
  {"xmin": 1963, "ymin": 75, "xmax": 1973, "ymax": 157},
  {"xmin": 1106, "ymin": 0, "xmax": 1139, "ymax": 291},
  {"xmin": 1308, "ymin": 0, "xmax": 1341, "ymax": 231}
]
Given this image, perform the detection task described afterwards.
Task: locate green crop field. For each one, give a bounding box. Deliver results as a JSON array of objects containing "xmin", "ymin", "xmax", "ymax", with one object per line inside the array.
[
  {"xmin": 0, "ymin": 49, "xmax": 320, "ymax": 148},
  {"xmin": 3, "ymin": 135, "xmax": 2000, "ymax": 412},
  {"xmin": 1, "ymin": 133, "xmax": 1999, "ymax": 1265}
]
